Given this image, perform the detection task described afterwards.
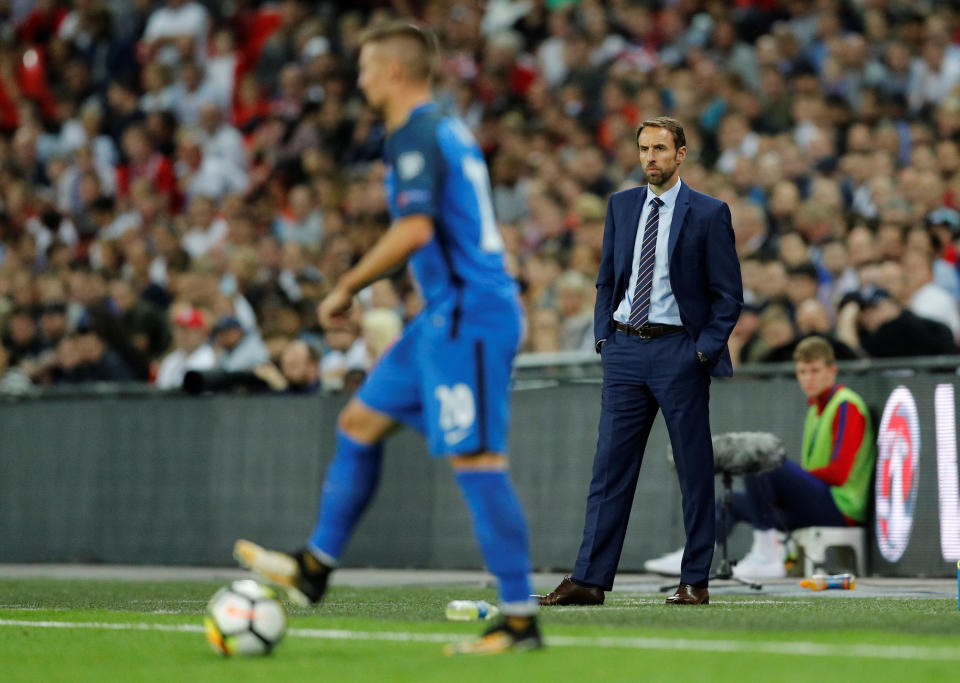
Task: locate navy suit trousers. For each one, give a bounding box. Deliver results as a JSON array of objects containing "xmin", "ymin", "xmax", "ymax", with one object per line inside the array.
[{"xmin": 573, "ymin": 328, "xmax": 715, "ymax": 589}]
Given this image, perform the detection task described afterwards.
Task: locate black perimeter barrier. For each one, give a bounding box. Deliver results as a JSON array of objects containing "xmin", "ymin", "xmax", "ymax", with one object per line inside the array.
[{"xmin": 2, "ymin": 354, "xmax": 959, "ymax": 577}]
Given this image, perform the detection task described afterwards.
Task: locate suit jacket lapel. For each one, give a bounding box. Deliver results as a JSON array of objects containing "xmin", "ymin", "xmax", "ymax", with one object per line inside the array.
[
  {"xmin": 667, "ymin": 182, "xmax": 690, "ymax": 260},
  {"xmin": 618, "ymin": 186, "xmax": 646, "ymax": 283}
]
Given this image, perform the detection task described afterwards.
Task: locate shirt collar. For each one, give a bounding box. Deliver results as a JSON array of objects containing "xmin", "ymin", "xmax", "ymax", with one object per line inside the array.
[
  {"xmin": 648, "ymin": 177, "xmax": 682, "ymax": 211},
  {"xmin": 389, "ymin": 101, "xmax": 437, "ymax": 140},
  {"xmin": 410, "ymin": 101, "xmax": 437, "ymax": 118},
  {"xmin": 810, "ymin": 383, "xmax": 842, "ymax": 413}
]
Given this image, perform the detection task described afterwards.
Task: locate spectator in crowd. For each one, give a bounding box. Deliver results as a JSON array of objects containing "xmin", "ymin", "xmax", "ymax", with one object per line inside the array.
[
  {"xmin": 762, "ymin": 299, "xmax": 860, "ymax": 363},
  {"xmin": 784, "ymin": 262, "xmax": 820, "ymax": 311},
  {"xmin": 140, "ymin": 0, "xmax": 210, "ymax": 67},
  {"xmin": 319, "ymin": 321, "xmax": 367, "ymax": 391},
  {"xmin": 169, "ymin": 60, "xmax": 224, "ymax": 129},
  {"xmin": 197, "ymin": 102, "xmax": 247, "ymax": 173},
  {"xmin": 253, "ymin": 338, "xmax": 321, "ymax": 394},
  {"xmin": 117, "ymin": 124, "xmax": 176, "ymax": 211},
  {"xmin": 902, "ymin": 247, "xmax": 960, "ymax": 340},
  {"xmin": 731, "ymin": 202, "xmax": 772, "ymax": 259},
  {"xmin": 837, "ymin": 285, "xmax": 957, "ymax": 358},
  {"xmin": 155, "ymin": 305, "xmax": 215, "ymax": 389},
  {"xmin": 14, "ymin": 299, "xmax": 71, "ymax": 384},
  {"xmin": 555, "ymin": 269, "xmax": 594, "ymax": 352},
  {"xmin": 274, "ymin": 184, "xmax": 323, "ymax": 247},
  {"xmin": 211, "ymin": 314, "xmax": 269, "ymax": 372},
  {"xmin": 527, "ymin": 306, "xmax": 562, "ymax": 353},
  {"xmin": 907, "ymin": 223, "xmax": 960, "ymax": 299},
  {"xmin": 750, "ymin": 304, "xmax": 796, "ymax": 362},
  {"xmin": 278, "ymin": 339, "xmax": 321, "ymax": 393},
  {"xmin": 0, "ymin": 342, "xmax": 32, "ymax": 394},
  {"xmin": 107, "ymin": 278, "xmax": 172, "ymax": 378},
  {"xmin": 818, "ymin": 238, "xmax": 858, "ymax": 308},
  {"xmin": 2, "ymin": 305, "xmax": 45, "ymax": 366},
  {"xmin": 54, "ymin": 324, "xmax": 136, "ymax": 383},
  {"xmin": 38, "ymin": 301, "xmax": 68, "ymax": 349}
]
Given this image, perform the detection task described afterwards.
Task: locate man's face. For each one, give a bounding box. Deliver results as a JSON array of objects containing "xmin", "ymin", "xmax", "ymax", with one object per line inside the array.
[
  {"xmin": 858, "ymin": 299, "xmax": 896, "ymax": 333},
  {"xmin": 357, "ymin": 43, "xmax": 392, "ymax": 113},
  {"xmin": 216, "ymin": 328, "xmax": 244, "ymax": 351},
  {"xmin": 9, "ymin": 314, "xmax": 36, "ymax": 346},
  {"xmin": 110, "ymin": 281, "xmax": 136, "ymax": 313},
  {"xmin": 174, "ymin": 325, "xmax": 206, "ymax": 352},
  {"xmin": 787, "ymin": 275, "xmax": 818, "ymax": 304},
  {"xmin": 41, "ymin": 310, "xmax": 67, "ymax": 340},
  {"xmin": 325, "ymin": 327, "xmax": 356, "ymax": 352},
  {"xmin": 637, "ymin": 126, "xmax": 685, "ymax": 188},
  {"xmin": 199, "ymin": 103, "xmax": 220, "ymax": 132},
  {"xmin": 281, "ymin": 344, "xmax": 317, "ymax": 385},
  {"xmin": 557, "ymin": 286, "xmax": 583, "ymax": 317},
  {"xmin": 795, "ymin": 358, "xmax": 837, "ymax": 400},
  {"xmin": 76, "ymin": 332, "xmax": 104, "ymax": 363}
]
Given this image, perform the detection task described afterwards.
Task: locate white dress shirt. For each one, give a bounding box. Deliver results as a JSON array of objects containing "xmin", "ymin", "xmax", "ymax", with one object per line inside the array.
[{"xmin": 614, "ymin": 178, "xmax": 683, "ymax": 326}]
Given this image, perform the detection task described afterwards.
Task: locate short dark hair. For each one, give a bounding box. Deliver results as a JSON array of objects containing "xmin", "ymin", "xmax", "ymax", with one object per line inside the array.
[
  {"xmin": 9, "ymin": 304, "xmax": 34, "ymax": 320},
  {"xmin": 636, "ymin": 116, "xmax": 686, "ymax": 151},
  {"xmin": 787, "ymin": 261, "xmax": 819, "ymax": 281},
  {"xmin": 794, "ymin": 335, "xmax": 836, "ymax": 364},
  {"xmin": 358, "ymin": 20, "xmax": 438, "ymax": 82}
]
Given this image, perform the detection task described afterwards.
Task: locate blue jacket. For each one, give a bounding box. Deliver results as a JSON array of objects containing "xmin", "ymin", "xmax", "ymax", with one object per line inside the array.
[{"xmin": 593, "ymin": 182, "xmax": 743, "ymax": 377}]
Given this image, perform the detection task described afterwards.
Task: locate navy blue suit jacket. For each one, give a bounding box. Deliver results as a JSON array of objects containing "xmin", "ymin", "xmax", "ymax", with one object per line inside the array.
[{"xmin": 593, "ymin": 182, "xmax": 743, "ymax": 377}]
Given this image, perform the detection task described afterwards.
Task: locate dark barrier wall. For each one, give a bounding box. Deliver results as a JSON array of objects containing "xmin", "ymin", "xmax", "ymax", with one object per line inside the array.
[{"xmin": 1, "ymin": 371, "xmax": 958, "ymax": 576}]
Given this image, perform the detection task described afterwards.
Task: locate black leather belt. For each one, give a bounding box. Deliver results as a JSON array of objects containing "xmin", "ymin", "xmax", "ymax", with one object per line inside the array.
[{"xmin": 614, "ymin": 321, "xmax": 684, "ymax": 339}]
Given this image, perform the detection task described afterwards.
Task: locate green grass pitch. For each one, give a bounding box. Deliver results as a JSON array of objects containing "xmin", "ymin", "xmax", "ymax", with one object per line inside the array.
[{"xmin": 1, "ymin": 578, "xmax": 960, "ymax": 682}]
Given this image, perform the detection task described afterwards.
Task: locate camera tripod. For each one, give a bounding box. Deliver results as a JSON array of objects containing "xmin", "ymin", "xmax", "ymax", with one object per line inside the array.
[{"xmin": 710, "ymin": 470, "xmax": 762, "ymax": 590}]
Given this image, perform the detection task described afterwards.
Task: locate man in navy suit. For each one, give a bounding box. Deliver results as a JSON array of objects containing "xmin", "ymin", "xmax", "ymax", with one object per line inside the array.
[{"xmin": 539, "ymin": 117, "xmax": 743, "ymax": 606}]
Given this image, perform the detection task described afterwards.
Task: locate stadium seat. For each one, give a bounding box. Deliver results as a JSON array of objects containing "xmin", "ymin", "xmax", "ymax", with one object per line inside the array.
[{"xmin": 794, "ymin": 526, "xmax": 867, "ymax": 577}]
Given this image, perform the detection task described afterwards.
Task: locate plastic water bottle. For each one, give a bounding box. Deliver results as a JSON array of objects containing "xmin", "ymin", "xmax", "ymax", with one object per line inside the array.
[
  {"xmin": 800, "ymin": 573, "xmax": 855, "ymax": 591},
  {"xmin": 445, "ymin": 600, "xmax": 500, "ymax": 621}
]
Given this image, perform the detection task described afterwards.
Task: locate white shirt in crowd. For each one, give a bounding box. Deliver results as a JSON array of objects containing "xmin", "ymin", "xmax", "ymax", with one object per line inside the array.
[
  {"xmin": 181, "ymin": 216, "xmax": 229, "ymax": 259},
  {"xmin": 155, "ymin": 344, "xmax": 216, "ymax": 389},
  {"xmin": 320, "ymin": 339, "xmax": 370, "ymax": 388},
  {"xmin": 143, "ymin": 1, "xmax": 210, "ymax": 65},
  {"xmin": 910, "ymin": 282, "xmax": 960, "ymax": 340}
]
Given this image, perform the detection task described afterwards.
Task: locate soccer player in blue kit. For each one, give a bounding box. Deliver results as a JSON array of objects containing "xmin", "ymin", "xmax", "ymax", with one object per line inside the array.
[{"xmin": 235, "ymin": 21, "xmax": 542, "ymax": 654}]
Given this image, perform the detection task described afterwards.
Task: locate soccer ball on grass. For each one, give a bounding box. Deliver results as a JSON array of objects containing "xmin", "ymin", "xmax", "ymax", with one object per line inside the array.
[{"xmin": 204, "ymin": 579, "xmax": 287, "ymax": 656}]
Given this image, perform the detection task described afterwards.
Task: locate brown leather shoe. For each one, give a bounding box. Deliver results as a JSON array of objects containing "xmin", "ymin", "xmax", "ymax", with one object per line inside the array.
[
  {"xmin": 665, "ymin": 583, "xmax": 709, "ymax": 605},
  {"xmin": 537, "ymin": 576, "xmax": 605, "ymax": 606}
]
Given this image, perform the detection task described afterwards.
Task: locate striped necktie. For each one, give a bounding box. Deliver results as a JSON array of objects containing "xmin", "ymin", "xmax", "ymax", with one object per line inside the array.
[{"xmin": 629, "ymin": 196, "xmax": 664, "ymax": 328}]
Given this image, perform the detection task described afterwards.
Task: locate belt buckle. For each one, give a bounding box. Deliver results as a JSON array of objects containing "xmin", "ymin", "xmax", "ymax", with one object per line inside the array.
[{"xmin": 637, "ymin": 325, "xmax": 653, "ymax": 339}]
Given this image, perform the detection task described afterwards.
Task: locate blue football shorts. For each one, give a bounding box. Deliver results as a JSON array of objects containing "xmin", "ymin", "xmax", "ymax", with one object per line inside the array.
[{"xmin": 356, "ymin": 305, "xmax": 521, "ymax": 456}]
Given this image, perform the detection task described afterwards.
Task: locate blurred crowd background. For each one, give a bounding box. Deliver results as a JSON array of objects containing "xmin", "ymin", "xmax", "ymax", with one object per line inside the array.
[{"xmin": 1, "ymin": 0, "xmax": 960, "ymax": 395}]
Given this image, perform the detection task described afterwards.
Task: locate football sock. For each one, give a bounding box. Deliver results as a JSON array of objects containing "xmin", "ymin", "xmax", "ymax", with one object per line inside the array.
[
  {"xmin": 307, "ymin": 430, "xmax": 383, "ymax": 563},
  {"xmin": 454, "ymin": 469, "xmax": 536, "ymax": 615}
]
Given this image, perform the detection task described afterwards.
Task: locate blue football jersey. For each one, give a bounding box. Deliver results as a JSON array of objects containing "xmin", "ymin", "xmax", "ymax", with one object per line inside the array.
[{"xmin": 383, "ymin": 102, "xmax": 518, "ymax": 310}]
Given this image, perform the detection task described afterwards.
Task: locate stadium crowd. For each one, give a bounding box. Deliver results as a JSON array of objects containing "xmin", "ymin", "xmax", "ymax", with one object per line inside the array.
[{"xmin": 1, "ymin": 0, "xmax": 960, "ymax": 395}]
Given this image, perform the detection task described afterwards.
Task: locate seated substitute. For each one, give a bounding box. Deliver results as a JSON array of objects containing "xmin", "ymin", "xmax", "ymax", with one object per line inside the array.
[{"xmin": 645, "ymin": 335, "xmax": 876, "ymax": 579}]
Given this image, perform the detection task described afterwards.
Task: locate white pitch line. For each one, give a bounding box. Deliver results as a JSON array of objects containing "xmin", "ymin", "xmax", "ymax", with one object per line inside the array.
[
  {"xmin": 0, "ymin": 619, "xmax": 204, "ymax": 633},
  {"xmin": 1, "ymin": 619, "xmax": 959, "ymax": 661}
]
